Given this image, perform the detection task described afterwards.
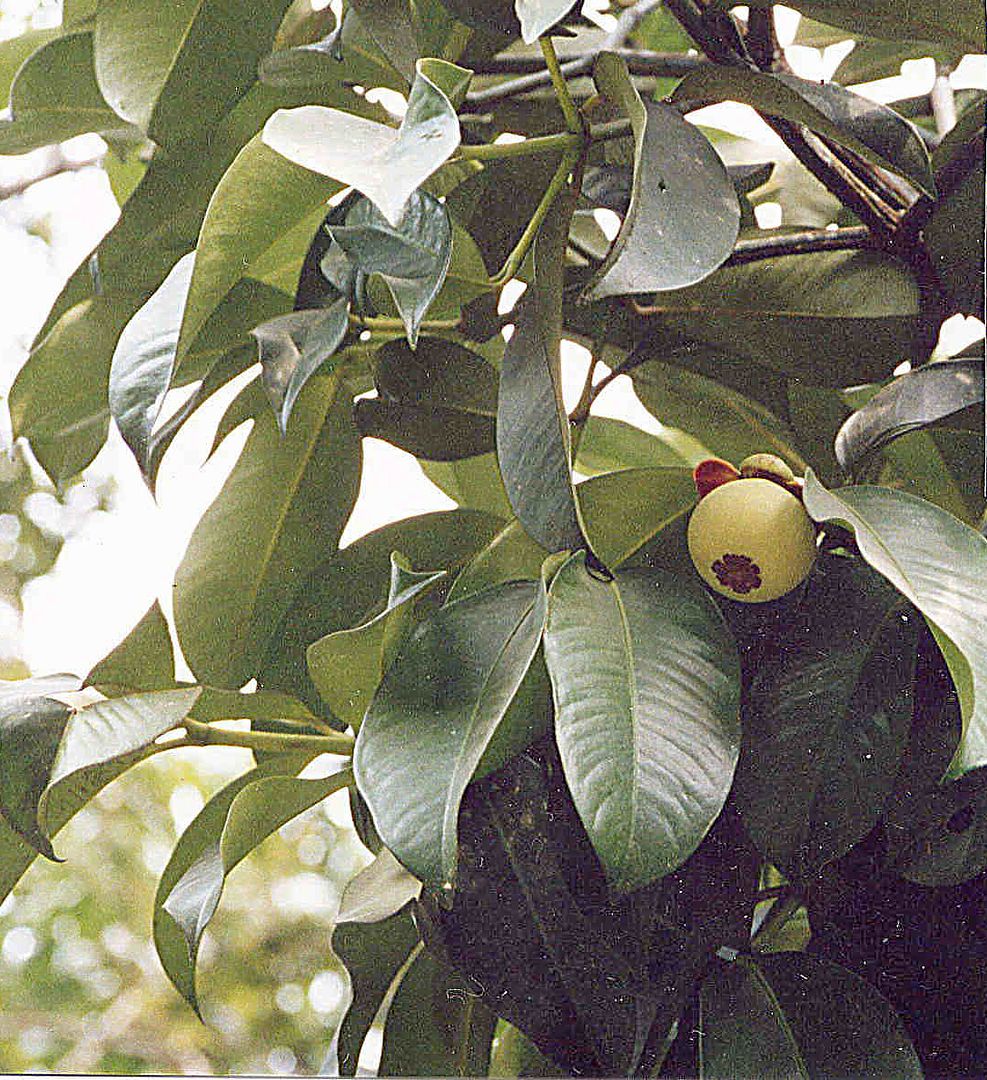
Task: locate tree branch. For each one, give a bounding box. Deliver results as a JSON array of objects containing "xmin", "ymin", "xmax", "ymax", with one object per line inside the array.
[{"xmin": 724, "ymin": 225, "xmax": 873, "ymax": 266}]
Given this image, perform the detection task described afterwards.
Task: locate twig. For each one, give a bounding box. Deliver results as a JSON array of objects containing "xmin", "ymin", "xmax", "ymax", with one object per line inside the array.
[
  {"xmin": 724, "ymin": 225, "xmax": 873, "ymax": 265},
  {"xmin": 183, "ymin": 717, "xmax": 354, "ymax": 755}
]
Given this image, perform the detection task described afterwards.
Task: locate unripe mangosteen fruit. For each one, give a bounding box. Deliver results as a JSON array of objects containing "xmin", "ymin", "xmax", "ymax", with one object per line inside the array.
[{"xmin": 687, "ymin": 477, "xmax": 817, "ymax": 603}]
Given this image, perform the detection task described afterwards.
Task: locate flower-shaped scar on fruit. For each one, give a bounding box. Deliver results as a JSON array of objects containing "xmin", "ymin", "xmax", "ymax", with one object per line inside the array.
[{"xmin": 687, "ymin": 454, "xmax": 817, "ymax": 603}]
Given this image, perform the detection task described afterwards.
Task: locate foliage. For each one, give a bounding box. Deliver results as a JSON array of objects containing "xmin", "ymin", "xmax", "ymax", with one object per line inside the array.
[{"xmin": 1, "ymin": 0, "xmax": 985, "ymax": 1076}]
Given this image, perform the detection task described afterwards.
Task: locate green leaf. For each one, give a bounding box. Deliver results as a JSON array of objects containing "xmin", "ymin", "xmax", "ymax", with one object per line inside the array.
[
  {"xmin": 109, "ymin": 254, "xmax": 194, "ymax": 469},
  {"xmin": 497, "ymin": 187, "xmax": 587, "ymax": 553},
  {"xmin": 356, "ymin": 337, "xmax": 497, "ymax": 460},
  {"xmin": 515, "ymin": 0, "xmax": 578, "ymax": 43},
  {"xmin": 355, "ymin": 580, "xmax": 546, "ymax": 887},
  {"xmin": 420, "ymin": 454, "xmax": 514, "ymax": 518},
  {"xmin": 574, "ymin": 416, "xmax": 698, "ymax": 476},
  {"xmin": 331, "ymin": 906, "xmax": 421, "ymax": 1076},
  {"xmin": 437, "ymin": 0, "xmax": 518, "ymax": 35},
  {"xmin": 153, "ymin": 754, "xmax": 319, "ymax": 1011},
  {"xmin": 804, "ymin": 473, "xmax": 987, "ymax": 776},
  {"xmin": 94, "ymin": 0, "xmax": 291, "ymax": 144},
  {"xmin": 260, "ymin": 509, "xmax": 502, "ymax": 708},
  {"xmin": 174, "ymin": 371, "xmax": 361, "ymax": 687},
  {"xmin": 188, "ymin": 687, "xmax": 320, "ymax": 725},
  {"xmin": 835, "ymin": 38, "xmax": 962, "ymax": 86},
  {"xmin": 0, "ymin": 27, "xmax": 61, "ymax": 107},
  {"xmin": 87, "ymin": 602, "xmax": 176, "ymax": 692},
  {"xmin": 543, "ymin": 556, "xmax": 740, "ymax": 892},
  {"xmin": 176, "ymin": 134, "xmax": 339, "ymax": 368},
  {"xmin": 11, "ymin": 295, "xmax": 139, "ymax": 485},
  {"xmin": 584, "ymin": 55, "xmax": 739, "ymax": 300},
  {"xmin": 700, "ymin": 953, "xmax": 922, "ymax": 1079},
  {"xmin": 307, "ymin": 551, "xmax": 446, "ymax": 728},
  {"xmin": 349, "ymin": 0, "xmax": 418, "ymax": 82},
  {"xmin": 672, "ymin": 67, "xmax": 934, "ymax": 196},
  {"xmin": 735, "ymin": 557, "xmax": 918, "ymax": 878},
  {"xmin": 0, "ymin": 31, "xmax": 130, "ymax": 154},
  {"xmin": 836, "ymin": 357, "xmax": 985, "ymax": 478},
  {"xmin": 253, "ymin": 299, "xmax": 351, "ymax": 433},
  {"xmin": 329, "ymin": 191, "xmax": 453, "ymax": 347},
  {"xmin": 337, "ymin": 847, "xmax": 422, "ymax": 924},
  {"xmin": 263, "ymin": 59, "xmax": 470, "ymax": 227},
  {"xmin": 377, "ymin": 946, "xmax": 497, "ymax": 1077}
]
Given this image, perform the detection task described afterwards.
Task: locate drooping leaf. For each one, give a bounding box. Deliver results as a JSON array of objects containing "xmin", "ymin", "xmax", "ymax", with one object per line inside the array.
[
  {"xmin": 515, "ymin": 0, "xmax": 579, "ymax": 43},
  {"xmin": 543, "ymin": 556, "xmax": 741, "ymax": 892},
  {"xmin": 331, "ymin": 905, "xmax": 421, "ymax": 1076},
  {"xmin": 804, "ymin": 473, "xmax": 987, "ymax": 775},
  {"xmin": 354, "ymin": 580, "xmax": 547, "ymax": 887},
  {"xmin": 835, "ymin": 357, "xmax": 985, "ymax": 478},
  {"xmin": 356, "ymin": 337, "xmax": 497, "ymax": 460},
  {"xmin": 263, "ymin": 59, "xmax": 470, "ymax": 227},
  {"xmin": 153, "ymin": 754, "xmax": 316, "ymax": 1011},
  {"xmin": 94, "ymin": 0, "xmax": 292, "ymax": 144},
  {"xmin": 307, "ymin": 551, "xmax": 445, "ymax": 728},
  {"xmin": 584, "ymin": 55, "xmax": 739, "ymax": 300},
  {"xmin": 700, "ymin": 953, "xmax": 922, "ymax": 1079},
  {"xmin": 735, "ymin": 557, "xmax": 918, "ymax": 878},
  {"xmin": 253, "ymin": 298, "xmax": 351, "ymax": 433},
  {"xmin": 672, "ymin": 66, "xmax": 934, "ymax": 196},
  {"xmin": 174, "ymin": 371, "xmax": 362, "ymax": 687},
  {"xmin": 87, "ymin": 602, "xmax": 176, "ymax": 692},
  {"xmin": 0, "ymin": 31, "xmax": 130, "ymax": 154},
  {"xmin": 337, "ymin": 847, "xmax": 422, "ymax": 924}
]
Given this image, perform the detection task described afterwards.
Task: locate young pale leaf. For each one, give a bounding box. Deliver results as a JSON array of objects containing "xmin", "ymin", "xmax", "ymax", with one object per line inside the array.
[
  {"xmin": 0, "ymin": 32, "xmax": 129, "ymax": 154},
  {"xmin": 544, "ymin": 557, "xmax": 740, "ymax": 892},
  {"xmin": 174, "ymin": 372, "xmax": 361, "ymax": 687},
  {"xmin": 835, "ymin": 357, "xmax": 985, "ymax": 477},
  {"xmin": 336, "ymin": 847, "xmax": 422, "ymax": 924},
  {"xmin": 515, "ymin": 0, "xmax": 579, "ymax": 43},
  {"xmin": 307, "ymin": 552, "xmax": 446, "ymax": 728},
  {"xmin": 331, "ymin": 906, "xmax": 421, "ymax": 1077},
  {"xmin": 354, "ymin": 580, "xmax": 547, "ymax": 888},
  {"xmin": 329, "ymin": 191, "xmax": 453, "ymax": 346},
  {"xmin": 804, "ymin": 473, "xmax": 987, "ymax": 776},
  {"xmin": 735, "ymin": 558, "xmax": 918, "ymax": 878},
  {"xmin": 263, "ymin": 60, "xmax": 470, "ymax": 227},
  {"xmin": 153, "ymin": 754, "xmax": 318, "ymax": 1012},
  {"xmin": 700, "ymin": 954, "xmax": 922, "ymax": 1079},
  {"xmin": 672, "ymin": 67, "xmax": 934, "ymax": 196},
  {"xmin": 252, "ymin": 298, "xmax": 351, "ymax": 433},
  {"xmin": 87, "ymin": 602, "xmax": 176, "ymax": 692},
  {"xmin": 94, "ymin": 0, "xmax": 291, "ymax": 145},
  {"xmin": 109, "ymin": 254, "xmax": 194, "ymax": 468},
  {"xmin": 584, "ymin": 54, "xmax": 739, "ymax": 300}
]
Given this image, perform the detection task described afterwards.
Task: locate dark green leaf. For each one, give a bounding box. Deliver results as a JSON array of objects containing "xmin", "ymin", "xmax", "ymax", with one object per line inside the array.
[
  {"xmin": 672, "ymin": 66, "xmax": 934, "ymax": 195},
  {"xmin": 307, "ymin": 551, "xmax": 445, "ymax": 728},
  {"xmin": 544, "ymin": 557, "xmax": 741, "ymax": 891},
  {"xmin": 585, "ymin": 55, "xmax": 739, "ymax": 300},
  {"xmin": 736, "ymin": 557, "xmax": 918, "ymax": 878},
  {"xmin": 355, "ymin": 580, "xmax": 546, "ymax": 887},
  {"xmin": 94, "ymin": 0, "xmax": 292, "ymax": 144},
  {"xmin": 804, "ymin": 473, "xmax": 987, "ymax": 775},
  {"xmin": 836, "ymin": 357, "xmax": 985, "ymax": 477},
  {"xmin": 349, "ymin": 0, "xmax": 418, "ymax": 82},
  {"xmin": 174, "ymin": 371, "xmax": 362, "ymax": 687},
  {"xmin": 87, "ymin": 602, "xmax": 176, "ymax": 692},
  {"xmin": 436, "ymin": 0, "xmax": 518, "ymax": 35},
  {"xmin": 700, "ymin": 953, "xmax": 922, "ymax": 1079},
  {"xmin": 835, "ymin": 38, "xmax": 962, "ymax": 86},
  {"xmin": 263, "ymin": 59, "xmax": 470, "ymax": 226}
]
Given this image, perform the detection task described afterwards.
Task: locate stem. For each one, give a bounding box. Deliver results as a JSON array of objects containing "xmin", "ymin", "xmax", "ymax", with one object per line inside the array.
[
  {"xmin": 569, "ymin": 352, "xmax": 600, "ymax": 459},
  {"xmin": 541, "ymin": 36, "xmax": 585, "ymax": 135},
  {"xmin": 458, "ymin": 131, "xmax": 581, "ymax": 160},
  {"xmin": 349, "ymin": 314, "xmax": 462, "ymax": 333},
  {"xmin": 724, "ymin": 225, "xmax": 873, "ymax": 266},
  {"xmin": 183, "ymin": 718, "xmax": 354, "ymax": 756},
  {"xmin": 491, "ymin": 148, "xmax": 581, "ymax": 285},
  {"xmin": 751, "ymin": 887, "xmax": 804, "ymax": 949}
]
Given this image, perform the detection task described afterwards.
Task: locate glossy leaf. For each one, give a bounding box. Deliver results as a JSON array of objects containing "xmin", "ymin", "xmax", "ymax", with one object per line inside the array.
[
  {"xmin": 735, "ymin": 557, "xmax": 918, "ymax": 878},
  {"xmin": 253, "ymin": 298, "xmax": 351, "ymax": 433},
  {"xmin": 336, "ymin": 847, "xmax": 422, "ymax": 924},
  {"xmin": 672, "ymin": 66, "xmax": 934, "ymax": 196},
  {"xmin": 263, "ymin": 59, "xmax": 470, "ymax": 227},
  {"xmin": 585, "ymin": 55, "xmax": 739, "ymax": 300},
  {"xmin": 94, "ymin": 0, "xmax": 291, "ymax": 144},
  {"xmin": 307, "ymin": 552, "xmax": 445, "ymax": 728},
  {"xmin": 700, "ymin": 953, "xmax": 922, "ymax": 1079},
  {"xmin": 544, "ymin": 556, "xmax": 741, "ymax": 891},
  {"xmin": 354, "ymin": 580, "xmax": 546, "ymax": 887},
  {"xmin": 804, "ymin": 473, "xmax": 987, "ymax": 775},
  {"xmin": 0, "ymin": 31, "xmax": 129, "ymax": 154},
  {"xmin": 152, "ymin": 753, "xmax": 316, "ymax": 1011},
  {"xmin": 87, "ymin": 602, "xmax": 176, "ymax": 692},
  {"xmin": 174, "ymin": 372, "xmax": 362, "ymax": 687},
  {"xmin": 356, "ymin": 337, "xmax": 497, "ymax": 460},
  {"xmin": 515, "ymin": 0, "xmax": 578, "ymax": 43},
  {"xmin": 836, "ymin": 357, "xmax": 985, "ymax": 477}
]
